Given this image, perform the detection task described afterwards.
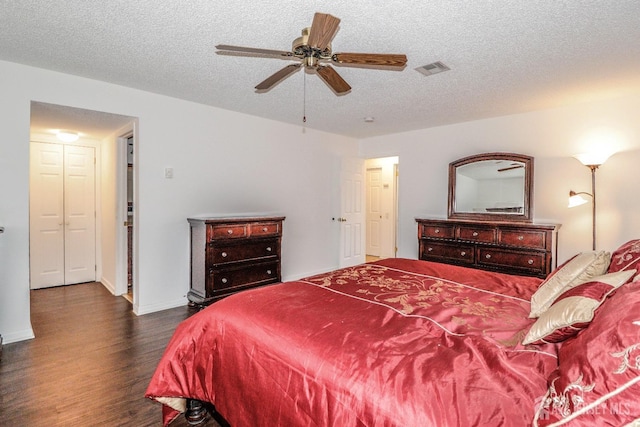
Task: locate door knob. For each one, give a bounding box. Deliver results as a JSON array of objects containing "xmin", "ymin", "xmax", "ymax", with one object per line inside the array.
[{"xmin": 338, "ymin": 217, "xmax": 347, "ymax": 222}]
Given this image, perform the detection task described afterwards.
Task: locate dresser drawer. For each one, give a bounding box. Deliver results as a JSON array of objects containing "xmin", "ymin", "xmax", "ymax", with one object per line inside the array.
[
  {"xmin": 457, "ymin": 226, "xmax": 496, "ymax": 243},
  {"xmin": 498, "ymin": 229, "xmax": 546, "ymax": 249},
  {"xmin": 477, "ymin": 248, "xmax": 545, "ymax": 273},
  {"xmin": 208, "ymin": 224, "xmax": 248, "ymax": 240},
  {"xmin": 416, "ymin": 218, "xmax": 558, "ymax": 278},
  {"xmin": 420, "ymin": 223, "xmax": 455, "ymax": 239},
  {"xmin": 208, "ymin": 261, "xmax": 279, "ymax": 293},
  {"xmin": 420, "ymin": 241, "xmax": 475, "ymax": 264},
  {"xmin": 250, "ymin": 222, "xmax": 281, "ymax": 237},
  {"xmin": 209, "ymin": 239, "xmax": 278, "ymax": 265}
]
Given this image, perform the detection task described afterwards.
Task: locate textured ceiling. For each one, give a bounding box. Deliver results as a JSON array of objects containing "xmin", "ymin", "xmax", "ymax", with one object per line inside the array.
[{"xmin": 3, "ymin": 1, "xmax": 640, "ymax": 140}]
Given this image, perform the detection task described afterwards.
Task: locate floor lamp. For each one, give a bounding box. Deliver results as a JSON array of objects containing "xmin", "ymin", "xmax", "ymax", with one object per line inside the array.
[{"xmin": 568, "ymin": 153, "xmax": 611, "ymax": 251}]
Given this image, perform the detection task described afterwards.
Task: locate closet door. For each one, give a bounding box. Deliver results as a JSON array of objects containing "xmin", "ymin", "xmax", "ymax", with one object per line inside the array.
[
  {"xmin": 30, "ymin": 142, "xmax": 65, "ymax": 288},
  {"xmin": 63, "ymin": 145, "xmax": 96, "ymax": 284},
  {"xmin": 30, "ymin": 142, "xmax": 96, "ymax": 289}
]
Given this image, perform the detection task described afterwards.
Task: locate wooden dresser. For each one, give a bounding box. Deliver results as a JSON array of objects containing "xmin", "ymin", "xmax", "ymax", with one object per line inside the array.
[
  {"xmin": 188, "ymin": 216, "xmax": 285, "ymax": 306},
  {"xmin": 416, "ymin": 218, "xmax": 560, "ymax": 278}
]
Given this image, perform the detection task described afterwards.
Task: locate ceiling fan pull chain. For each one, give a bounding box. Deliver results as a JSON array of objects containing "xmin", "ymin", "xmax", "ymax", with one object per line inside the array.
[{"xmin": 303, "ymin": 71, "xmax": 307, "ymax": 123}]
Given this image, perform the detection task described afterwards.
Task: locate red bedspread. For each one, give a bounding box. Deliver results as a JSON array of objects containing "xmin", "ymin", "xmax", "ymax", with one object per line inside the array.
[{"xmin": 146, "ymin": 259, "xmax": 559, "ymax": 426}]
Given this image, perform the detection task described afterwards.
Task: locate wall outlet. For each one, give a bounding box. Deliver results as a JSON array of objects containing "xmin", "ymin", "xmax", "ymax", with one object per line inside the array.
[{"xmin": 164, "ymin": 167, "xmax": 174, "ymax": 179}]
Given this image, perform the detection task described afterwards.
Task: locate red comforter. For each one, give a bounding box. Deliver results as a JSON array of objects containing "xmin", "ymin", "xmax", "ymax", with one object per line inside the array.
[{"xmin": 146, "ymin": 259, "xmax": 559, "ymax": 426}]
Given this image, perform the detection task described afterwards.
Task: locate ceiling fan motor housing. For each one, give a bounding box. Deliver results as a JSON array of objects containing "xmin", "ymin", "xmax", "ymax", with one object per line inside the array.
[{"xmin": 293, "ymin": 27, "xmax": 332, "ymax": 65}]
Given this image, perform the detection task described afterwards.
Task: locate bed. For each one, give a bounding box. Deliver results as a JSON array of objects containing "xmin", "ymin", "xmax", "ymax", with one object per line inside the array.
[{"xmin": 146, "ymin": 241, "xmax": 640, "ymax": 426}]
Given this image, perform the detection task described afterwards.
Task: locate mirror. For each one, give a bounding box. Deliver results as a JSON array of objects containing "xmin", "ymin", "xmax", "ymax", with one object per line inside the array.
[{"xmin": 448, "ymin": 153, "xmax": 533, "ymax": 222}]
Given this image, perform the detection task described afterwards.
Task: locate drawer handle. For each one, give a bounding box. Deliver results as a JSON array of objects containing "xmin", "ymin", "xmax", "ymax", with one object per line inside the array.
[
  {"xmin": 263, "ymin": 227, "xmax": 268, "ymax": 232},
  {"xmin": 518, "ymin": 235, "xmax": 524, "ymax": 241},
  {"xmin": 221, "ymin": 252, "xmax": 227, "ymax": 257},
  {"xmin": 427, "ymin": 247, "xmax": 433, "ymax": 252},
  {"xmin": 472, "ymin": 232, "xmax": 478, "ymax": 237},
  {"xmin": 434, "ymin": 229, "xmax": 440, "ymax": 234},
  {"xmin": 266, "ymin": 269, "xmax": 272, "ymax": 275},
  {"xmin": 266, "ymin": 247, "xmax": 272, "ymax": 252},
  {"xmin": 460, "ymin": 251, "xmax": 466, "ymax": 257},
  {"xmin": 485, "ymin": 254, "xmax": 491, "ymax": 259},
  {"xmin": 221, "ymin": 278, "xmax": 228, "ymax": 284},
  {"xmin": 227, "ymin": 229, "xmax": 233, "ymax": 235},
  {"xmin": 528, "ymin": 259, "xmax": 534, "ymax": 265}
]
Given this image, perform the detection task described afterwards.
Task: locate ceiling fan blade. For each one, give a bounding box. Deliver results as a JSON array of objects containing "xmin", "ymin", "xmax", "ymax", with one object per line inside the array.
[
  {"xmin": 497, "ymin": 165, "xmax": 524, "ymax": 172},
  {"xmin": 316, "ymin": 65, "xmax": 351, "ymax": 95},
  {"xmin": 307, "ymin": 13, "xmax": 341, "ymax": 50},
  {"xmin": 332, "ymin": 52, "xmax": 407, "ymax": 68},
  {"xmin": 216, "ymin": 44, "xmax": 293, "ymax": 59},
  {"xmin": 255, "ymin": 64, "xmax": 302, "ymax": 91}
]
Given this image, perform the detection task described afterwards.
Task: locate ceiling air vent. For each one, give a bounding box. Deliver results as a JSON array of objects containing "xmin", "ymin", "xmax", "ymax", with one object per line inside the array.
[{"xmin": 415, "ymin": 61, "xmax": 450, "ymax": 76}]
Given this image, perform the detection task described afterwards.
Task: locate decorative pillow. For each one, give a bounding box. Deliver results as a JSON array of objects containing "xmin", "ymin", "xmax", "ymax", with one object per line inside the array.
[
  {"xmin": 523, "ymin": 269, "xmax": 636, "ymax": 345},
  {"xmin": 529, "ymin": 251, "xmax": 611, "ymax": 318},
  {"xmin": 608, "ymin": 239, "xmax": 640, "ymax": 278},
  {"xmin": 533, "ymin": 279, "xmax": 640, "ymax": 426}
]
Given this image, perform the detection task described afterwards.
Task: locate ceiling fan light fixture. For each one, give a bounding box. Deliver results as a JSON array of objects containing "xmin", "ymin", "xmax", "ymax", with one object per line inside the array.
[{"xmin": 415, "ymin": 61, "xmax": 450, "ymax": 77}]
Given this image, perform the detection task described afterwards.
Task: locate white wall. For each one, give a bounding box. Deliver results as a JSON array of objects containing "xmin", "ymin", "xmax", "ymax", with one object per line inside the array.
[
  {"xmin": 0, "ymin": 60, "xmax": 358, "ymax": 343},
  {"xmin": 360, "ymin": 94, "xmax": 640, "ymax": 265},
  {"xmin": 2, "ymin": 57, "xmax": 639, "ymax": 344}
]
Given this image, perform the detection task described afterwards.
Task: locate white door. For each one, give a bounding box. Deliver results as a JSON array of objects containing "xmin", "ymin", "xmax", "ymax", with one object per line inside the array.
[
  {"xmin": 63, "ymin": 145, "xmax": 96, "ymax": 284},
  {"xmin": 30, "ymin": 142, "xmax": 65, "ymax": 287},
  {"xmin": 366, "ymin": 167, "xmax": 382, "ymax": 257},
  {"xmin": 339, "ymin": 158, "xmax": 366, "ymax": 268},
  {"xmin": 30, "ymin": 142, "xmax": 96, "ymax": 289}
]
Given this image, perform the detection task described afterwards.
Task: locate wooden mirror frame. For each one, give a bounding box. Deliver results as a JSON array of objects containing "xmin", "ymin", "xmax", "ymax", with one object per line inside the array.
[{"xmin": 448, "ymin": 152, "xmax": 534, "ymax": 222}]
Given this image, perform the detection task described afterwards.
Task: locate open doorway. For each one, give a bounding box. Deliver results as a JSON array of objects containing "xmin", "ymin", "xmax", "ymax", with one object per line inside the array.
[
  {"xmin": 29, "ymin": 101, "xmax": 136, "ymax": 301},
  {"xmin": 365, "ymin": 156, "xmax": 399, "ymax": 263}
]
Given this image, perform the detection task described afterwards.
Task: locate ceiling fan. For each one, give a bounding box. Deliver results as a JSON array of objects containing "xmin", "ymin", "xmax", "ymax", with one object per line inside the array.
[
  {"xmin": 497, "ymin": 164, "xmax": 525, "ymax": 172},
  {"xmin": 216, "ymin": 12, "xmax": 408, "ymax": 95}
]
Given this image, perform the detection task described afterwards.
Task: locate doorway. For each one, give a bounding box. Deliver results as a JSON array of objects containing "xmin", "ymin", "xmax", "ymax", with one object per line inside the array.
[
  {"xmin": 124, "ymin": 134, "xmax": 134, "ymax": 303},
  {"xmin": 29, "ymin": 101, "xmax": 137, "ymax": 299},
  {"xmin": 29, "ymin": 141, "xmax": 96, "ymax": 288},
  {"xmin": 365, "ymin": 157, "xmax": 399, "ymax": 262}
]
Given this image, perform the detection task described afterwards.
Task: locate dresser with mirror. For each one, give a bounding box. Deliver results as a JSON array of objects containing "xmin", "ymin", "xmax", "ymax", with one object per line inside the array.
[{"xmin": 417, "ymin": 153, "xmax": 560, "ymax": 278}]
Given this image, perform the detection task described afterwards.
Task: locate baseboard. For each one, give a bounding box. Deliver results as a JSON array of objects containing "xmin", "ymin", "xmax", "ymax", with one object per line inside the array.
[
  {"xmin": 2, "ymin": 327, "xmax": 35, "ymax": 344},
  {"xmin": 282, "ymin": 265, "xmax": 338, "ymax": 282},
  {"xmin": 130, "ymin": 266, "xmax": 339, "ymax": 316},
  {"xmin": 100, "ymin": 277, "xmax": 116, "ymax": 295},
  {"xmin": 134, "ymin": 297, "xmax": 188, "ymax": 316}
]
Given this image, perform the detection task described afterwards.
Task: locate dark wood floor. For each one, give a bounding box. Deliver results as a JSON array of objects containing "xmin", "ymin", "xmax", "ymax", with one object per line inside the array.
[{"xmin": 0, "ymin": 282, "xmax": 221, "ymax": 426}]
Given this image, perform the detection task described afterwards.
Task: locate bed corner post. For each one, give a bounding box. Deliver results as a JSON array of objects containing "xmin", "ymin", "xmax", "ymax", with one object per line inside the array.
[{"xmin": 185, "ymin": 399, "xmax": 208, "ymax": 425}]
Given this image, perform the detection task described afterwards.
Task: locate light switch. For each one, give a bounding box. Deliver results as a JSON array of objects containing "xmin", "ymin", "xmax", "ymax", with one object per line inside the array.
[{"xmin": 164, "ymin": 167, "xmax": 174, "ymax": 179}]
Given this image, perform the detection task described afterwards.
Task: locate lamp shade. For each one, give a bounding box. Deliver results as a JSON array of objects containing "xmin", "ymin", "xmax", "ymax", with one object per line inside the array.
[
  {"xmin": 568, "ymin": 194, "xmax": 589, "ymax": 208},
  {"xmin": 574, "ymin": 152, "xmax": 612, "ymax": 167}
]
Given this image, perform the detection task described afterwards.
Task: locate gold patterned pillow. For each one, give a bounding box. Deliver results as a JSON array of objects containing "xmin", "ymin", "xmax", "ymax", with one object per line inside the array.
[
  {"xmin": 608, "ymin": 239, "xmax": 640, "ymax": 278},
  {"xmin": 523, "ymin": 269, "xmax": 636, "ymax": 345},
  {"xmin": 529, "ymin": 251, "xmax": 610, "ymax": 318},
  {"xmin": 533, "ymin": 279, "xmax": 640, "ymax": 426}
]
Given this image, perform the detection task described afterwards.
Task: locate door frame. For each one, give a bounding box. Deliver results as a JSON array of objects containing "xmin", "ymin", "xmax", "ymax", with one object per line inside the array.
[{"xmin": 115, "ymin": 125, "xmax": 136, "ymax": 299}]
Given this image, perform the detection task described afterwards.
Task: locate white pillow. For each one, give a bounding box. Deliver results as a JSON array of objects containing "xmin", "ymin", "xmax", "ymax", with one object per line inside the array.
[
  {"xmin": 529, "ymin": 251, "xmax": 610, "ymax": 318},
  {"xmin": 523, "ymin": 269, "xmax": 636, "ymax": 345}
]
